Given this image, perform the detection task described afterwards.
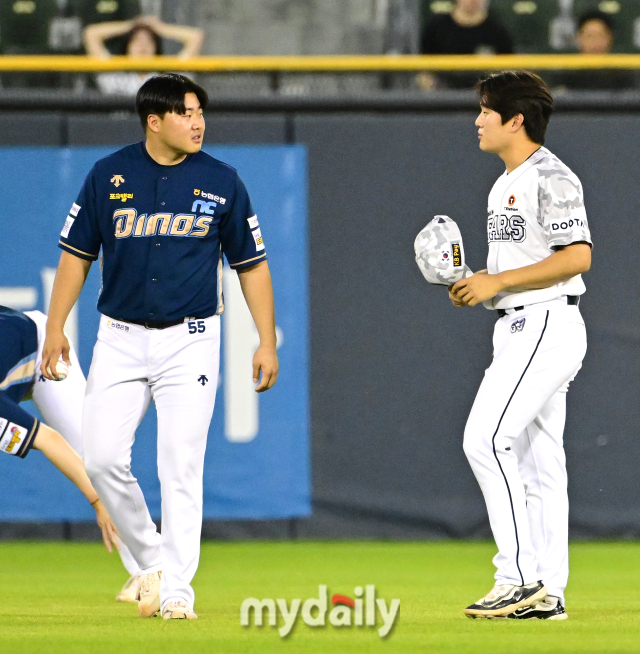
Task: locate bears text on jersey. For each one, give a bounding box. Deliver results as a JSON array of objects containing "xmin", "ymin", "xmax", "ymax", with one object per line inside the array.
[{"xmin": 487, "ymin": 213, "xmax": 526, "ymax": 243}]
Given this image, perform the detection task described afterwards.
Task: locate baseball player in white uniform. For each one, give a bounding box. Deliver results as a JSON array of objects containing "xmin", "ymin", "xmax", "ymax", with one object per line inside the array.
[{"xmin": 449, "ymin": 71, "xmax": 592, "ymax": 620}]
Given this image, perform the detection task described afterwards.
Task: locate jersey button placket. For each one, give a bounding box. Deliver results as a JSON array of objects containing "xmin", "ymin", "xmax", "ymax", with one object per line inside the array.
[
  {"xmin": 148, "ymin": 174, "xmax": 168, "ymax": 318},
  {"xmin": 149, "ymin": 159, "xmax": 166, "ymax": 381}
]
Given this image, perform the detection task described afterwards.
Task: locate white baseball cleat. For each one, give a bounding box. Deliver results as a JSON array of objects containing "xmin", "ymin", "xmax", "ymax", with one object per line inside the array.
[
  {"xmin": 115, "ymin": 575, "xmax": 141, "ymax": 603},
  {"xmin": 464, "ymin": 580, "xmax": 547, "ymax": 618},
  {"xmin": 162, "ymin": 599, "xmax": 198, "ymax": 620},
  {"xmin": 137, "ymin": 571, "xmax": 162, "ymax": 618}
]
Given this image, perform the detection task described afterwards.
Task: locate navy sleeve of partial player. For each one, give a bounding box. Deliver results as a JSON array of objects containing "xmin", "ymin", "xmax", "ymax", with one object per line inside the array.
[
  {"xmin": 58, "ymin": 167, "xmax": 102, "ymax": 261},
  {"xmin": 220, "ymin": 175, "xmax": 267, "ymax": 270},
  {"xmin": 0, "ymin": 394, "xmax": 39, "ymax": 458}
]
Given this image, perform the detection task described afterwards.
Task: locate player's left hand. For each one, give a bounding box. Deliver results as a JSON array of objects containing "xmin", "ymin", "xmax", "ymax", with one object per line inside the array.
[
  {"xmin": 450, "ymin": 271, "xmax": 503, "ymax": 307},
  {"xmin": 253, "ymin": 345, "xmax": 279, "ymax": 392},
  {"xmin": 92, "ymin": 499, "xmax": 121, "ymax": 553}
]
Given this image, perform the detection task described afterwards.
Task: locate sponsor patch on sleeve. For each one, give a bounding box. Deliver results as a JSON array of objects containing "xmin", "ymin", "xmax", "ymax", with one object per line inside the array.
[
  {"xmin": 247, "ymin": 215, "xmax": 259, "ymax": 229},
  {"xmin": 61, "ymin": 216, "xmax": 75, "ymax": 238},
  {"xmin": 550, "ymin": 218, "xmax": 587, "ymax": 232},
  {"xmin": 70, "ymin": 203, "xmax": 81, "ymax": 217},
  {"xmin": 0, "ymin": 422, "xmax": 28, "ymax": 456},
  {"xmin": 251, "ymin": 228, "xmax": 265, "ymax": 252}
]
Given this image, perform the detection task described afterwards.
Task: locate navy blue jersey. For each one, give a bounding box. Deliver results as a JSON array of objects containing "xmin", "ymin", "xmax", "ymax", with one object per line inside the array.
[
  {"xmin": 0, "ymin": 306, "xmax": 39, "ymax": 458},
  {"xmin": 59, "ymin": 142, "xmax": 267, "ymax": 323}
]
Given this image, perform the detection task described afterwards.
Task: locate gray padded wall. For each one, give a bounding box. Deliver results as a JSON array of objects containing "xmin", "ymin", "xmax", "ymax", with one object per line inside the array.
[
  {"xmin": 0, "ymin": 109, "xmax": 637, "ymax": 540},
  {"xmin": 66, "ymin": 112, "xmax": 287, "ymax": 145},
  {"xmin": 545, "ymin": 115, "xmax": 640, "ymax": 536},
  {"xmin": 0, "ymin": 112, "xmax": 63, "ymax": 146},
  {"xmin": 296, "ymin": 113, "xmax": 501, "ymax": 538},
  {"xmin": 295, "ymin": 112, "xmax": 640, "ymax": 538},
  {"xmin": 67, "ymin": 113, "xmax": 143, "ymax": 145}
]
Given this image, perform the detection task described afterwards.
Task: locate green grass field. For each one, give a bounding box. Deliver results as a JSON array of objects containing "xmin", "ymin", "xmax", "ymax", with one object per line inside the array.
[{"xmin": 0, "ymin": 540, "xmax": 639, "ymax": 654}]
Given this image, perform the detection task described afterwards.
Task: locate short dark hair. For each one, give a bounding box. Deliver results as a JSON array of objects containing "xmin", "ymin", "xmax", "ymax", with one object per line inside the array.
[
  {"xmin": 475, "ymin": 70, "xmax": 554, "ymax": 145},
  {"xmin": 578, "ymin": 10, "xmax": 614, "ymax": 34},
  {"xmin": 136, "ymin": 74, "xmax": 209, "ymax": 130}
]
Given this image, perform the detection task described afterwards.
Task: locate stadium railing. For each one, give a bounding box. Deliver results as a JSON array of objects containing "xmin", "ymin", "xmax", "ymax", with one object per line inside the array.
[
  {"xmin": 1, "ymin": 55, "xmax": 640, "ymax": 112},
  {"xmin": 2, "ymin": 53, "xmax": 640, "ymax": 71}
]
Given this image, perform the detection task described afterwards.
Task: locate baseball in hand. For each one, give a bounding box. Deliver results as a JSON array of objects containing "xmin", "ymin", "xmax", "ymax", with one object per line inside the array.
[{"xmin": 50, "ymin": 360, "xmax": 69, "ymax": 381}]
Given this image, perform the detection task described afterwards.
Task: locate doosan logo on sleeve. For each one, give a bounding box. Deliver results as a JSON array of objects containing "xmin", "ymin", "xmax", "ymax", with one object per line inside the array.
[{"xmin": 240, "ymin": 584, "xmax": 400, "ymax": 638}]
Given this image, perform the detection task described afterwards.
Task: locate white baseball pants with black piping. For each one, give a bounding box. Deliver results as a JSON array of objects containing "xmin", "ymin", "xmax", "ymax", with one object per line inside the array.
[
  {"xmin": 82, "ymin": 314, "xmax": 220, "ymax": 610},
  {"xmin": 463, "ymin": 299, "xmax": 587, "ymax": 605}
]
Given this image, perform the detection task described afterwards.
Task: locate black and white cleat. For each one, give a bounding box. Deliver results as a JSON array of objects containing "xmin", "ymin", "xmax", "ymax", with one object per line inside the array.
[
  {"xmin": 464, "ymin": 581, "xmax": 548, "ymax": 619},
  {"xmin": 509, "ymin": 595, "xmax": 568, "ymax": 621}
]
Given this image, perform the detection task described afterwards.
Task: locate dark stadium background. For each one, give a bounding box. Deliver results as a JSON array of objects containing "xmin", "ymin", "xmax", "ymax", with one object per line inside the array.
[{"xmin": 1, "ymin": 0, "xmax": 639, "ymax": 542}]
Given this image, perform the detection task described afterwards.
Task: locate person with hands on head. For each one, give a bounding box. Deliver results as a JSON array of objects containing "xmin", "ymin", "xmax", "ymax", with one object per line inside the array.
[
  {"xmin": 83, "ymin": 14, "xmax": 204, "ymax": 96},
  {"xmin": 42, "ymin": 73, "xmax": 278, "ymax": 622},
  {"xmin": 452, "ymin": 71, "xmax": 592, "ymax": 622}
]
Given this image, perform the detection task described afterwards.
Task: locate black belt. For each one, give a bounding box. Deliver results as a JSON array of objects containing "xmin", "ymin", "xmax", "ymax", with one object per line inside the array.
[
  {"xmin": 116, "ymin": 316, "xmax": 209, "ymax": 330},
  {"xmin": 497, "ymin": 295, "xmax": 579, "ymax": 318}
]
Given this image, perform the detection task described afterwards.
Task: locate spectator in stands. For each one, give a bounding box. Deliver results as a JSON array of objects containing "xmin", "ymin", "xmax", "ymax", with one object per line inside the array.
[
  {"xmin": 83, "ymin": 15, "xmax": 204, "ymax": 96},
  {"xmin": 560, "ymin": 10, "xmax": 635, "ymax": 91},
  {"xmin": 418, "ymin": 0, "xmax": 513, "ymax": 89}
]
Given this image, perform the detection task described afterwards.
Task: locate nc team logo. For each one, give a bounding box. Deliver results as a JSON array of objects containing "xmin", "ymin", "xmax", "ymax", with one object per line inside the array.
[{"xmin": 192, "ymin": 199, "xmax": 216, "ymax": 215}]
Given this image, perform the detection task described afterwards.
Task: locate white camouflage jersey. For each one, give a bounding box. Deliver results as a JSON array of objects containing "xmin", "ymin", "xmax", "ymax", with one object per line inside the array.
[{"xmin": 484, "ymin": 146, "xmax": 592, "ymax": 311}]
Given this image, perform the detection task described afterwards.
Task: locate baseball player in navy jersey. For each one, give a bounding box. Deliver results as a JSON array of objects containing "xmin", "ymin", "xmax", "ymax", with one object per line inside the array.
[
  {"xmin": 449, "ymin": 72, "xmax": 592, "ymax": 620},
  {"xmin": 42, "ymin": 74, "xmax": 278, "ymax": 621},
  {"xmin": 0, "ymin": 306, "xmax": 119, "ymax": 552}
]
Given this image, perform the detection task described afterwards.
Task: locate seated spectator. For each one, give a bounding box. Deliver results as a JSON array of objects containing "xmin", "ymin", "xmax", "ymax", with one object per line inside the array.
[
  {"xmin": 560, "ymin": 10, "xmax": 635, "ymax": 91},
  {"xmin": 419, "ymin": 0, "xmax": 513, "ymax": 89},
  {"xmin": 83, "ymin": 15, "xmax": 204, "ymax": 96}
]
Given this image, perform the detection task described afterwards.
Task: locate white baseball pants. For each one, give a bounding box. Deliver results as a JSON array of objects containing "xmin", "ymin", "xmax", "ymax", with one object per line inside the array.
[
  {"xmin": 463, "ymin": 300, "xmax": 587, "ymax": 604},
  {"xmin": 82, "ymin": 314, "xmax": 220, "ymax": 609},
  {"xmin": 26, "ymin": 310, "xmax": 141, "ymax": 578}
]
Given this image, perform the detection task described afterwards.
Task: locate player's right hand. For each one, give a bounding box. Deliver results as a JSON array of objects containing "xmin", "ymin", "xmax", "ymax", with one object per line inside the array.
[
  {"xmin": 92, "ymin": 499, "xmax": 121, "ymax": 554},
  {"xmin": 448, "ymin": 285, "xmax": 467, "ymax": 307},
  {"xmin": 41, "ymin": 330, "xmax": 71, "ymax": 380}
]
